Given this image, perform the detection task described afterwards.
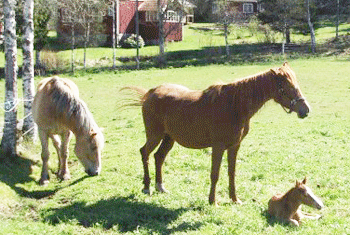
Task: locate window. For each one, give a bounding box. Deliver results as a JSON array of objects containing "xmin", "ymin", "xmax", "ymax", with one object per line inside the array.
[
  {"xmin": 146, "ymin": 11, "xmax": 158, "ymax": 22},
  {"xmin": 243, "ymin": 3, "xmax": 254, "ymax": 14},
  {"xmin": 166, "ymin": 11, "xmax": 180, "ymax": 22}
]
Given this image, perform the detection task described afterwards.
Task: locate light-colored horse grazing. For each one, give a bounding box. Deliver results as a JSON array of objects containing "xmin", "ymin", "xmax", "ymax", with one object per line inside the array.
[
  {"xmin": 33, "ymin": 76, "xmax": 104, "ymax": 185},
  {"xmin": 122, "ymin": 62, "xmax": 310, "ymax": 205},
  {"xmin": 268, "ymin": 178, "xmax": 324, "ymax": 226}
]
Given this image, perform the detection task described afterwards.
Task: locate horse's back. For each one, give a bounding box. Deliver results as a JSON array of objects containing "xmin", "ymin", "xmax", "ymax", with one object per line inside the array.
[
  {"xmin": 142, "ymin": 84, "xmax": 213, "ymax": 148},
  {"xmin": 33, "ymin": 76, "xmax": 80, "ymax": 132}
]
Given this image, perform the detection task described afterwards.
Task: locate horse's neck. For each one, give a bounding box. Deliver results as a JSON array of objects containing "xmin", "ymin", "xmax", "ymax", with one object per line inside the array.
[
  {"xmin": 69, "ymin": 103, "xmax": 96, "ymax": 136},
  {"xmin": 228, "ymin": 73, "xmax": 275, "ymax": 118},
  {"xmin": 282, "ymin": 189, "xmax": 302, "ymax": 214}
]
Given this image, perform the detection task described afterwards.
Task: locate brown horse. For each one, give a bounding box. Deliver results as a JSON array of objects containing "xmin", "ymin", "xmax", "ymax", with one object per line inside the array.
[
  {"xmin": 33, "ymin": 76, "xmax": 104, "ymax": 185},
  {"xmin": 268, "ymin": 178, "xmax": 324, "ymax": 226},
  {"xmin": 122, "ymin": 62, "xmax": 310, "ymax": 205}
]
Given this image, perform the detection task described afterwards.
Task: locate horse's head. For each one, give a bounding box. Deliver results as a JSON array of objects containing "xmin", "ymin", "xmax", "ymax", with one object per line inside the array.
[
  {"xmin": 295, "ymin": 177, "xmax": 324, "ymax": 210},
  {"xmin": 75, "ymin": 129, "xmax": 104, "ymax": 176},
  {"xmin": 271, "ymin": 62, "xmax": 310, "ymax": 118}
]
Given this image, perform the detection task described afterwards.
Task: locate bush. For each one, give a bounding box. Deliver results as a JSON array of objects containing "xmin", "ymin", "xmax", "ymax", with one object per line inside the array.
[
  {"xmin": 40, "ymin": 50, "xmax": 68, "ymax": 73},
  {"xmin": 121, "ymin": 34, "xmax": 145, "ymax": 48}
]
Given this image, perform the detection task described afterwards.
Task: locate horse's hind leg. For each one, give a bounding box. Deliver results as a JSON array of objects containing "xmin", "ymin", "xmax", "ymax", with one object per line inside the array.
[
  {"xmin": 140, "ymin": 135, "xmax": 163, "ymax": 194},
  {"xmin": 38, "ymin": 129, "xmax": 50, "ymax": 185},
  {"xmin": 56, "ymin": 131, "xmax": 72, "ymax": 181},
  {"xmin": 154, "ymin": 134, "xmax": 174, "ymax": 193}
]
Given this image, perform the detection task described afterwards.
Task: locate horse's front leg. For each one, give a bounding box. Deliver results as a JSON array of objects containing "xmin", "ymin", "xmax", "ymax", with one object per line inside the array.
[
  {"xmin": 39, "ymin": 129, "xmax": 50, "ymax": 185},
  {"xmin": 227, "ymin": 144, "xmax": 242, "ymax": 204},
  {"xmin": 209, "ymin": 143, "xmax": 225, "ymax": 205},
  {"xmin": 57, "ymin": 131, "xmax": 72, "ymax": 181}
]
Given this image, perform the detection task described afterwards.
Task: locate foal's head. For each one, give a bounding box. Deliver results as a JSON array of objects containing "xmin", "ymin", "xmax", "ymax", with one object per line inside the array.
[
  {"xmin": 271, "ymin": 62, "xmax": 310, "ymax": 118},
  {"xmin": 293, "ymin": 178, "xmax": 324, "ymax": 210}
]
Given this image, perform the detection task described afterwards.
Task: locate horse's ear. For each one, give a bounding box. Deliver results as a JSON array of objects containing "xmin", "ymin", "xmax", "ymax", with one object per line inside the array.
[
  {"xmin": 270, "ymin": 68, "xmax": 280, "ymax": 75},
  {"xmin": 302, "ymin": 177, "xmax": 307, "ymax": 184},
  {"xmin": 295, "ymin": 180, "xmax": 301, "ymax": 187}
]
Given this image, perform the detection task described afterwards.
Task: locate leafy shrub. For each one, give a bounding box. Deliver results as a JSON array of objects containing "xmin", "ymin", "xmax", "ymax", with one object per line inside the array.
[
  {"xmin": 121, "ymin": 34, "xmax": 145, "ymax": 48},
  {"xmin": 40, "ymin": 50, "xmax": 68, "ymax": 72}
]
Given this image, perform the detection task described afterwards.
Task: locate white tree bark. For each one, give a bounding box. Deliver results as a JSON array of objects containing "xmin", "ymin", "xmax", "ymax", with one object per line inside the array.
[
  {"xmin": 157, "ymin": 0, "xmax": 166, "ymax": 67},
  {"xmin": 306, "ymin": 0, "xmax": 316, "ymax": 53},
  {"xmin": 22, "ymin": 0, "xmax": 36, "ymax": 141},
  {"xmin": 1, "ymin": 0, "xmax": 18, "ymax": 157}
]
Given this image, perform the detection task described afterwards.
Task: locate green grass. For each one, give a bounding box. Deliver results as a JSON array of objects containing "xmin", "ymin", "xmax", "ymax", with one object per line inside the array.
[{"xmin": 1, "ymin": 58, "xmax": 350, "ymax": 234}]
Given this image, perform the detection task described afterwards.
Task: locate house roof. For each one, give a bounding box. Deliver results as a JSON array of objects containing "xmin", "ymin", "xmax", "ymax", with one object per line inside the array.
[{"xmin": 138, "ymin": 0, "xmax": 195, "ymax": 11}]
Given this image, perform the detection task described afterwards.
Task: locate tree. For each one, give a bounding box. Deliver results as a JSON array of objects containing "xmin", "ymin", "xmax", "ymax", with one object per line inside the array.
[
  {"xmin": 1, "ymin": 0, "xmax": 18, "ymax": 158},
  {"xmin": 22, "ymin": 0, "xmax": 36, "ymax": 140},
  {"xmin": 306, "ymin": 0, "xmax": 316, "ymax": 53},
  {"xmin": 34, "ymin": 0, "xmax": 52, "ymax": 68},
  {"xmin": 192, "ymin": 0, "xmax": 213, "ymax": 22},
  {"xmin": 58, "ymin": 0, "xmax": 108, "ymax": 72},
  {"xmin": 156, "ymin": 0, "xmax": 193, "ymax": 67},
  {"xmin": 258, "ymin": 0, "xmax": 306, "ymax": 43},
  {"xmin": 212, "ymin": 0, "xmax": 243, "ymax": 57},
  {"xmin": 157, "ymin": 0, "xmax": 166, "ymax": 67}
]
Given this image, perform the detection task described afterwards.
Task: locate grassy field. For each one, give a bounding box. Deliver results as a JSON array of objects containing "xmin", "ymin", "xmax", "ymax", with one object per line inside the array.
[{"xmin": 0, "ymin": 58, "xmax": 349, "ymax": 234}]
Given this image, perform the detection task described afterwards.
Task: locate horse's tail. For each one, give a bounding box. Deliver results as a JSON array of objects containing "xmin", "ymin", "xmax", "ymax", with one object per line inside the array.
[{"xmin": 119, "ymin": 86, "xmax": 148, "ymax": 108}]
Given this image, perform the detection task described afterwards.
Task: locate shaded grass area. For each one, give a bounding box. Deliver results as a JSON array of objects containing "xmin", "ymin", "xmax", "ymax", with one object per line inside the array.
[{"xmin": 44, "ymin": 195, "xmax": 202, "ymax": 233}]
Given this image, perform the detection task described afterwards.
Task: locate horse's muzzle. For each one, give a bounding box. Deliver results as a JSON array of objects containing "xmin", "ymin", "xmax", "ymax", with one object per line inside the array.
[
  {"xmin": 86, "ymin": 169, "xmax": 100, "ymax": 176},
  {"xmin": 297, "ymin": 101, "xmax": 310, "ymax": 119},
  {"xmin": 298, "ymin": 110, "xmax": 309, "ymax": 119}
]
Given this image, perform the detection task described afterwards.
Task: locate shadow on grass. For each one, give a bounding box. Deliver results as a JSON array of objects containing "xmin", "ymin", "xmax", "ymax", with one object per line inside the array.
[
  {"xmin": 0, "ymin": 154, "xmax": 90, "ymax": 199},
  {"xmin": 0, "ymin": 155, "xmax": 57, "ymax": 199},
  {"xmin": 261, "ymin": 209, "xmax": 293, "ymax": 227},
  {"xmin": 45, "ymin": 195, "xmax": 203, "ymax": 234}
]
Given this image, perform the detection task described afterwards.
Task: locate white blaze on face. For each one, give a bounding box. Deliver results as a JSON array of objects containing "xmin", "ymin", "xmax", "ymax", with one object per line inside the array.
[{"xmin": 305, "ymin": 186, "xmax": 324, "ymax": 209}]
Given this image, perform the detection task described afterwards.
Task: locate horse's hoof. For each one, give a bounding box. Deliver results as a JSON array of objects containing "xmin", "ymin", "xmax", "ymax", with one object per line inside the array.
[
  {"xmin": 156, "ymin": 183, "xmax": 168, "ymax": 193},
  {"xmin": 142, "ymin": 188, "xmax": 151, "ymax": 195},
  {"xmin": 59, "ymin": 174, "xmax": 71, "ymax": 181},
  {"xmin": 234, "ymin": 198, "xmax": 243, "ymax": 205},
  {"xmin": 39, "ymin": 179, "xmax": 49, "ymax": 186}
]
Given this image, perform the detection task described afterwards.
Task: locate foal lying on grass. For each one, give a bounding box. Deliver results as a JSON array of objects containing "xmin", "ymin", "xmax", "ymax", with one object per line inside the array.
[{"xmin": 268, "ymin": 178, "xmax": 324, "ymax": 226}]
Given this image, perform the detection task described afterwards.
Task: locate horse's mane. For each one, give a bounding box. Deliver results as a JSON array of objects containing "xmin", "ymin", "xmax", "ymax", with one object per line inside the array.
[
  {"xmin": 202, "ymin": 69, "xmax": 275, "ymax": 105},
  {"xmin": 47, "ymin": 77, "xmax": 98, "ymax": 133}
]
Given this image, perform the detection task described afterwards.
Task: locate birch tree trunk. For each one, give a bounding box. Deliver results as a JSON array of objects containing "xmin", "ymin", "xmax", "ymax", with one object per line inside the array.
[
  {"xmin": 157, "ymin": 0, "xmax": 166, "ymax": 67},
  {"xmin": 336, "ymin": 0, "xmax": 340, "ymax": 40},
  {"xmin": 306, "ymin": 0, "xmax": 316, "ymax": 53},
  {"xmin": 71, "ymin": 24, "xmax": 75, "ymax": 74},
  {"xmin": 22, "ymin": 0, "xmax": 36, "ymax": 141},
  {"xmin": 1, "ymin": 0, "xmax": 18, "ymax": 158},
  {"xmin": 112, "ymin": 0, "xmax": 116, "ymax": 69}
]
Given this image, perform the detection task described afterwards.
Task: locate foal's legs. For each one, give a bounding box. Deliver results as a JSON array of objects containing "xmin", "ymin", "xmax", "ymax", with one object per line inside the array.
[
  {"xmin": 227, "ymin": 144, "xmax": 242, "ymax": 204},
  {"xmin": 39, "ymin": 129, "xmax": 50, "ymax": 185},
  {"xmin": 140, "ymin": 135, "xmax": 163, "ymax": 194},
  {"xmin": 154, "ymin": 134, "xmax": 175, "ymax": 193},
  {"xmin": 56, "ymin": 131, "xmax": 72, "ymax": 181},
  {"xmin": 209, "ymin": 143, "xmax": 226, "ymax": 205}
]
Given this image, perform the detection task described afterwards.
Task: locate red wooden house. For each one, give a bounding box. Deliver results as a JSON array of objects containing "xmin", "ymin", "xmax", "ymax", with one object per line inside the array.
[
  {"xmin": 212, "ymin": 0, "xmax": 260, "ymax": 21},
  {"xmin": 105, "ymin": 0, "xmax": 195, "ymax": 45}
]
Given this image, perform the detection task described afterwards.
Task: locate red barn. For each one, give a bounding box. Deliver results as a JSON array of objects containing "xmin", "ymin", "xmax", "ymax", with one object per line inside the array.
[{"xmin": 105, "ymin": 0, "xmax": 195, "ymax": 45}]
